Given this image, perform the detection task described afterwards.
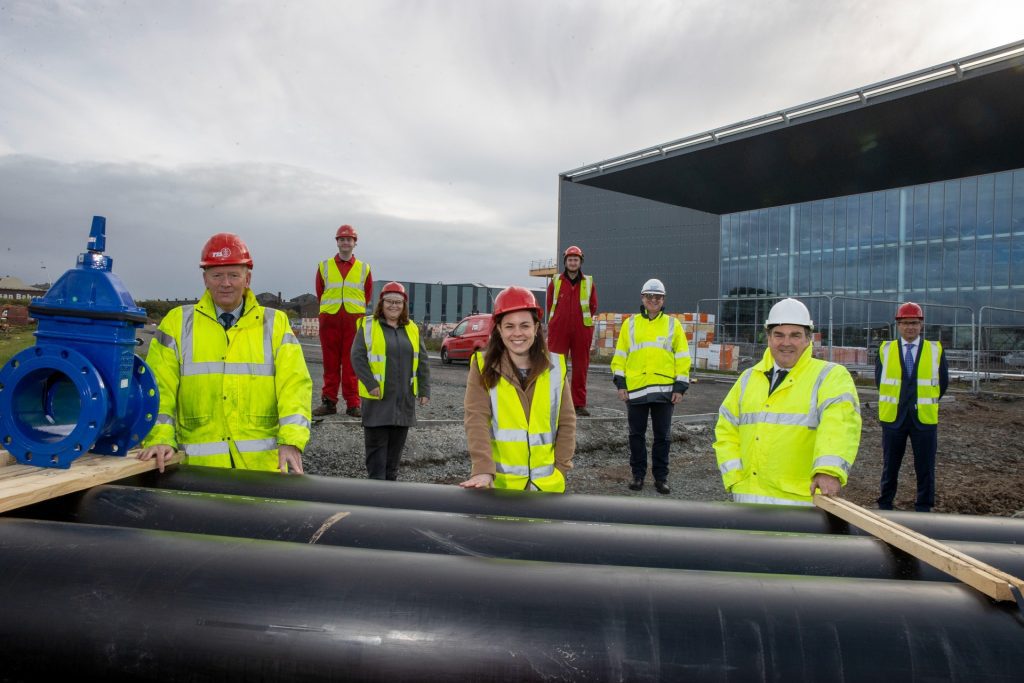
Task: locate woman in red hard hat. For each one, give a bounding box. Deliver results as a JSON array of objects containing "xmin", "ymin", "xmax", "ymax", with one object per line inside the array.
[
  {"xmin": 460, "ymin": 286, "xmax": 576, "ymax": 492},
  {"xmin": 350, "ymin": 281, "xmax": 430, "ymax": 481}
]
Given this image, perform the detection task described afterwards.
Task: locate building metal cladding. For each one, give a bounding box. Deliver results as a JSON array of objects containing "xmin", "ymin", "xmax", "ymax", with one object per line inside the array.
[{"xmin": 557, "ymin": 40, "xmax": 1024, "ymax": 341}]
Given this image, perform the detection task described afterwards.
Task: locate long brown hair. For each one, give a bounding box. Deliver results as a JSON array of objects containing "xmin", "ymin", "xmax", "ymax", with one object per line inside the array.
[
  {"xmin": 372, "ymin": 296, "xmax": 410, "ymax": 326},
  {"xmin": 479, "ymin": 309, "xmax": 550, "ymax": 389}
]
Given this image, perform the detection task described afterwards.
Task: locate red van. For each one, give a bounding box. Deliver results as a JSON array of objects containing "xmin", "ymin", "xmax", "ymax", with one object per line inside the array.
[{"xmin": 441, "ymin": 314, "xmax": 493, "ymax": 364}]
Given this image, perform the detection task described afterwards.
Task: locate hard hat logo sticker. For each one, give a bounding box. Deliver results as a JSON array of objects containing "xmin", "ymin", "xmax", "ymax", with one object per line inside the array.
[{"xmin": 211, "ymin": 247, "xmax": 232, "ymax": 258}]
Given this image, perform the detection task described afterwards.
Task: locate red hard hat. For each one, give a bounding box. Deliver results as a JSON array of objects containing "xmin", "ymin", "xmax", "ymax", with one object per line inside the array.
[
  {"xmin": 895, "ymin": 302, "xmax": 924, "ymax": 320},
  {"xmin": 380, "ymin": 281, "xmax": 407, "ymax": 301},
  {"xmin": 199, "ymin": 233, "xmax": 253, "ymax": 269},
  {"xmin": 563, "ymin": 245, "xmax": 584, "ymax": 262},
  {"xmin": 493, "ymin": 286, "xmax": 541, "ymax": 318},
  {"xmin": 335, "ymin": 224, "xmax": 358, "ymax": 241}
]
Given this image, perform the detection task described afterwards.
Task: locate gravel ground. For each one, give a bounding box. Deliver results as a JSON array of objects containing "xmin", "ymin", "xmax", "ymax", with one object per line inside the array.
[{"xmin": 301, "ymin": 340, "xmax": 1024, "ymax": 516}]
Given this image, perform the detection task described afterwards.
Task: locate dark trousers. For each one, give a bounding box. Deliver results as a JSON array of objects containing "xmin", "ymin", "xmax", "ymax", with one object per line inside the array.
[
  {"xmin": 878, "ymin": 422, "xmax": 937, "ymax": 512},
  {"xmin": 627, "ymin": 401, "xmax": 674, "ymax": 482},
  {"xmin": 364, "ymin": 426, "xmax": 410, "ymax": 480}
]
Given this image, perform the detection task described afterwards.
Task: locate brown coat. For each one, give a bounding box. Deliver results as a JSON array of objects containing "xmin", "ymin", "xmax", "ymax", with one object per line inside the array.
[{"xmin": 464, "ymin": 353, "xmax": 576, "ymax": 480}]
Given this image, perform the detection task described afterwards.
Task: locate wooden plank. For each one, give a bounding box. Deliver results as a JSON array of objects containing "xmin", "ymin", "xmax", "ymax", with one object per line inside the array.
[
  {"xmin": 815, "ymin": 494, "xmax": 1024, "ymax": 602},
  {"xmin": 0, "ymin": 450, "xmax": 182, "ymax": 514}
]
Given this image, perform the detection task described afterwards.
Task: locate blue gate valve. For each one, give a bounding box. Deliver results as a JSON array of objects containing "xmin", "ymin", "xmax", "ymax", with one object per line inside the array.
[{"xmin": 0, "ymin": 216, "xmax": 159, "ymax": 468}]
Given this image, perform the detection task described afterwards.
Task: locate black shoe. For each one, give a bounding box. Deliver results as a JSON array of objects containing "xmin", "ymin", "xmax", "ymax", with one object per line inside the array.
[
  {"xmin": 574, "ymin": 406, "xmax": 590, "ymax": 417},
  {"xmin": 312, "ymin": 398, "xmax": 337, "ymax": 416},
  {"xmin": 628, "ymin": 478, "xmax": 643, "ymax": 491},
  {"xmin": 345, "ymin": 406, "xmax": 362, "ymax": 418},
  {"xmin": 654, "ymin": 481, "xmax": 671, "ymax": 495}
]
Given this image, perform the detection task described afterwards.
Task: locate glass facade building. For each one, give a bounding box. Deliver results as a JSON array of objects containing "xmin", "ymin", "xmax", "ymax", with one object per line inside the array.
[{"xmin": 718, "ymin": 168, "xmax": 1024, "ymax": 343}]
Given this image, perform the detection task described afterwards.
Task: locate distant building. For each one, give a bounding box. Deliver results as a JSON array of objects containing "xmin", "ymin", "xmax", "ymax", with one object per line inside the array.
[
  {"xmin": 366, "ymin": 281, "xmax": 546, "ymax": 324},
  {"xmin": 558, "ymin": 41, "xmax": 1024, "ymax": 347},
  {"xmin": 0, "ymin": 276, "xmax": 47, "ymax": 300}
]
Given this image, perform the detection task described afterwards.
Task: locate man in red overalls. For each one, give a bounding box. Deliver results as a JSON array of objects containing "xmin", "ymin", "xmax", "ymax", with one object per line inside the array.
[
  {"xmin": 545, "ymin": 245, "xmax": 598, "ymax": 416},
  {"xmin": 314, "ymin": 224, "xmax": 373, "ymax": 417}
]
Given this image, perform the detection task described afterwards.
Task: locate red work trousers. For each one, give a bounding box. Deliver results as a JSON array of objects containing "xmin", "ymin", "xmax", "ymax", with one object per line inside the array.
[
  {"xmin": 556, "ymin": 327, "xmax": 594, "ymax": 409},
  {"xmin": 319, "ymin": 311, "xmax": 360, "ymax": 409}
]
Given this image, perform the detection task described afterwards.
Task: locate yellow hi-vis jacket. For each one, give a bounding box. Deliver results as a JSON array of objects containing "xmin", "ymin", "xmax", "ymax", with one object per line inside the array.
[
  {"xmin": 142, "ymin": 289, "xmax": 313, "ymax": 471},
  {"xmin": 714, "ymin": 345, "xmax": 861, "ymax": 505},
  {"xmin": 877, "ymin": 340, "xmax": 942, "ymax": 425},
  {"xmin": 549, "ymin": 275, "xmax": 594, "ymax": 327},
  {"xmin": 356, "ymin": 315, "xmax": 420, "ymax": 400},
  {"xmin": 318, "ymin": 257, "xmax": 369, "ymax": 315},
  {"xmin": 610, "ymin": 311, "xmax": 691, "ymax": 401},
  {"xmin": 474, "ymin": 352, "xmax": 567, "ymax": 492}
]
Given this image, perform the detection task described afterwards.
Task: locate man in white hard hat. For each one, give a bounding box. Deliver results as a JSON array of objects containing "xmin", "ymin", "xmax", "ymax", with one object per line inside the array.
[
  {"xmin": 713, "ymin": 298, "xmax": 861, "ymax": 505},
  {"xmin": 610, "ymin": 278, "xmax": 691, "ymax": 494}
]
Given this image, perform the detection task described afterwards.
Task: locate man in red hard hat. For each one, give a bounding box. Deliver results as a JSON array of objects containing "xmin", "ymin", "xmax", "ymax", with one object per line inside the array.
[
  {"xmin": 314, "ymin": 224, "xmax": 373, "ymax": 418},
  {"xmin": 875, "ymin": 301, "xmax": 948, "ymax": 512},
  {"xmin": 546, "ymin": 245, "xmax": 598, "ymax": 416},
  {"xmin": 138, "ymin": 233, "xmax": 312, "ymax": 474}
]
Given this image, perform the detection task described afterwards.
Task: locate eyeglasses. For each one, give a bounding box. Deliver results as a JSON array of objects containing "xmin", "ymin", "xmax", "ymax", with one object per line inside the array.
[
  {"xmin": 642, "ymin": 294, "xmax": 664, "ymax": 300},
  {"xmin": 382, "ymin": 299, "xmax": 405, "ymax": 306}
]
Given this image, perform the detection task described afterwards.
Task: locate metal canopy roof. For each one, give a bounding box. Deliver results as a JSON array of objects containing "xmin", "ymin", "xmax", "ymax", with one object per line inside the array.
[{"xmin": 562, "ymin": 41, "xmax": 1024, "ymax": 215}]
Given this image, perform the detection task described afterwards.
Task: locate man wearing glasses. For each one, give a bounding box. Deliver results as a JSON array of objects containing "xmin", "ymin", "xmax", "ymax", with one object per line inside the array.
[
  {"xmin": 610, "ymin": 279, "xmax": 690, "ymax": 494},
  {"xmin": 876, "ymin": 302, "xmax": 949, "ymax": 513}
]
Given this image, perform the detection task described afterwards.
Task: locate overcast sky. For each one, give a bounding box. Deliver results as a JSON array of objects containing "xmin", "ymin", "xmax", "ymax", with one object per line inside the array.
[{"xmin": 1, "ymin": 0, "xmax": 1022, "ymax": 300}]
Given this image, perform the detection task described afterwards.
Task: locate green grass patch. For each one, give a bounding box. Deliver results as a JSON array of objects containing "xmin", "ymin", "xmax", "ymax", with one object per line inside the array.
[{"xmin": 0, "ymin": 325, "xmax": 37, "ymax": 366}]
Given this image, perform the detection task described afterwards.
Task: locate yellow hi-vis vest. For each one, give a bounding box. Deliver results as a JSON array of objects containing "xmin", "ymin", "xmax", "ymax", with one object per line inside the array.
[
  {"xmin": 318, "ymin": 257, "xmax": 369, "ymax": 315},
  {"xmin": 142, "ymin": 289, "xmax": 313, "ymax": 471},
  {"xmin": 356, "ymin": 315, "xmax": 420, "ymax": 400},
  {"xmin": 474, "ymin": 352, "xmax": 567, "ymax": 492},
  {"xmin": 714, "ymin": 345, "xmax": 861, "ymax": 505},
  {"xmin": 877, "ymin": 339, "xmax": 942, "ymax": 425},
  {"xmin": 609, "ymin": 311, "xmax": 691, "ymax": 400},
  {"xmin": 549, "ymin": 274, "xmax": 594, "ymax": 327}
]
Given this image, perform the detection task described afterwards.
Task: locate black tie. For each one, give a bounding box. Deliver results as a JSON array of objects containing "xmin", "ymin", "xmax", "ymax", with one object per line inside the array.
[
  {"xmin": 770, "ymin": 369, "xmax": 788, "ymax": 394},
  {"xmin": 219, "ymin": 312, "xmax": 234, "ymax": 330}
]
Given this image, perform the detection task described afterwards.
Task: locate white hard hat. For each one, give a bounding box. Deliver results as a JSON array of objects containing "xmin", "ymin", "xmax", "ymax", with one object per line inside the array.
[
  {"xmin": 641, "ymin": 278, "xmax": 666, "ymax": 295},
  {"xmin": 764, "ymin": 298, "xmax": 814, "ymax": 330}
]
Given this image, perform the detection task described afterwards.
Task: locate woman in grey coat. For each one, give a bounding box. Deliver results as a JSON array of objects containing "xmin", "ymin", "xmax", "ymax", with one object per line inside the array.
[{"xmin": 350, "ymin": 282, "xmax": 430, "ymax": 480}]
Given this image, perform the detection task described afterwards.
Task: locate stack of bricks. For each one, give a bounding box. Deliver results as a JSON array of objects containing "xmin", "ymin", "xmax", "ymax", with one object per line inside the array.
[{"xmin": 591, "ymin": 312, "xmax": 738, "ymax": 372}]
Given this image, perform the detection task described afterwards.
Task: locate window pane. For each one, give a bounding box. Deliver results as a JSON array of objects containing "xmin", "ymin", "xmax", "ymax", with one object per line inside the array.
[
  {"xmin": 960, "ymin": 177, "xmax": 977, "ymax": 239},
  {"xmin": 978, "ymin": 175, "xmax": 995, "ymax": 238},
  {"xmin": 943, "ymin": 180, "xmax": 960, "ymax": 240}
]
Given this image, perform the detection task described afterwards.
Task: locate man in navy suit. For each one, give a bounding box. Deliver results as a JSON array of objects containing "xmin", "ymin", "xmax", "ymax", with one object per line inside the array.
[{"xmin": 875, "ymin": 302, "xmax": 949, "ymax": 512}]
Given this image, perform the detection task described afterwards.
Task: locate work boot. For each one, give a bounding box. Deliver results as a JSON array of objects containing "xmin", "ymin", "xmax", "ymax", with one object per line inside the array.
[
  {"xmin": 628, "ymin": 478, "xmax": 643, "ymax": 491},
  {"xmin": 345, "ymin": 405, "xmax": 362, "ymax": 418},
  {"xmin": 312, "ymin": 398, "xmax": 337, "ymax": 417},
  {"xmin": 654, "ymin": 481, "xmax": 671, "ymax": 495},
  {"xmin": 574, "ymin": 406, "xmax": 590, "ymax": 417}
]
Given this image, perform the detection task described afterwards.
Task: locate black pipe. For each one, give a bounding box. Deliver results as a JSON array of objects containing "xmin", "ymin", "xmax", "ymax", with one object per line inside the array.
[
  {"xmin": 2, "ymin": 518, "xmax": 1022, "ymax": 682},
  {"xmin": 122, "ymin": 465, "xmax": 1024, "ymax": 544},
  {"xmin": 13, "ymin": 484, "xmax": 1024, "ymax": 583}
]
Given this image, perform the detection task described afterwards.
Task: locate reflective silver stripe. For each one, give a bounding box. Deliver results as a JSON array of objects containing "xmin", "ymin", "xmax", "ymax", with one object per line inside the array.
[
  {"xmin": 155, "ymin": 413, "xmax": 175, "ymax": 426},
  {"xmin": 612, "ymin": 369, "xmax": 625, "ymax": 377},
  {"xmin": 674, "ymin": 351, "xmax": 690, "ymax": 359},
  {"xmin": 879, "ymin": 377, "xmax": 900, "ymax": 386},
  {"xmin": 627, "ymin": 385, "xmax": 673, "ymax": 400},
  {"xmin": 819, "ymin": 392, "xmax": 861, "ymax": 415},
  {"xmin": 154, "ymin": 329, "xmax": 177, "ymax": 352},
  {"xmin": 320, "ymin": 297, "xmax": 344, "ymax": 305},
  {"xmin": 181, "ymin": 306, "xmax": 275, "ymax": 377},
  {"xmin": 718, "ymin": 405, "xmax": 740, "ymax": 426},
  {"xmin": 183, "ymin": 442, "xmax": 230, "ymax": 456},
  {"xmin": 494, "ymin": 428, "xmax": 529, "ymax": 442},
  {"xmin": 675, "ymin": 375, "xmax": 689, "ymax": 382},
  {"xmin": 879, "ymin": 341, "xmax": 894, "ymax": 383},
  {"xmin": 879, "ymin": 395, "xmax": 898, "ymax": 404},
  {"xmin": 735, "ymin": 368, "xmax": 756, "ymax": 407},
  {"xmin": 530, "ymin": 464, "xmax": 555, "ymax": 479},
  {"xmin": 548, "ymin": 352, "xmax": 563, "ymax": 443},
  {"xmin": 529, "ymin": 432, "xmax": 555, "ymax": 447},
  {"xmin": 235, "ymin": 437, "xmax": 278, "ymax": 452},
  {"xmin": 634, "ymin": 341, "xmax": 667, "ymax": 350},
  {"xmin": 496, "ymin": 462, "xmax": 530, "ymax": 476},
  {"xmin": 279, "ymin": 414, "xmax": 311, "ymax": 429},
  {"xmin": 613, "ymin": 350, "xmax": 627, "ymax": 358},
  {"xmin": 733, "ymin": 493, "xmax": 812, "ymax": 506},
  {"xmin": 342, "ymin": 296, "xmax": 364, "ymax": 306},
  {"xmin": 739, "ymin": 411, "xmax": 814, "ymax": 427},
  {"xmin": 367, "ymin": 354, "xmax": 386, "ymax": 362},
  {"xmin": 919, "ymin": 397, "xmax": 940, "ymax": 405},
  {"xmin": 917, "ymin": 379, "xmax": 939, "ymax": 387},
  {"xmin": 813, "ymin": 455, "xmax": 851, "ymax": 473},
  {"xmin": 281, "ymin": 333, "xmax": 299, "ymax": 345},
  {"xmin": 805, "ymin": 363, "xmax": 836, "ymax": 429},
  {"xmin": 719, "ymin": 458, "xmax": 743, "ymax": 474}
]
